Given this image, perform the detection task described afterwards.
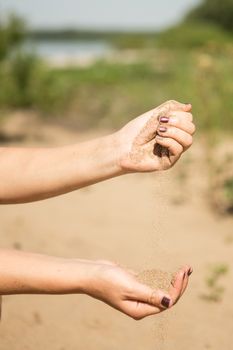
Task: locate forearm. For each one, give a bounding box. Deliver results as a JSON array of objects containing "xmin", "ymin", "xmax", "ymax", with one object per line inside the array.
[
  {"xmin": 0, "ymin": 132, "xmax": 124, "ymax": 204},
  {"xmin": 0, "ymin": 249, "xmax": 88, "ymax": 295}
]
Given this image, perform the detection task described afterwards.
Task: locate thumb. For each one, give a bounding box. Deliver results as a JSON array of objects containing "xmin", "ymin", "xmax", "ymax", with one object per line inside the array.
[{"xmin": 132, "ymin": 282, "xmax": 172, "ymax": 309}]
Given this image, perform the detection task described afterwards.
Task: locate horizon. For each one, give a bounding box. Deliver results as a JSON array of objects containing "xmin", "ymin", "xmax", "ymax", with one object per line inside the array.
[{"xmin": 0, "ymin": 0, "xmax": 202, "ymax": 31}]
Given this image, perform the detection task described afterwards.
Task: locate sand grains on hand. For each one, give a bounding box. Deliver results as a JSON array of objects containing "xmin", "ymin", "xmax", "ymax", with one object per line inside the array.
[{"xmin": 137, "ymin": 269, "xmax": 173, "ymax": 292}]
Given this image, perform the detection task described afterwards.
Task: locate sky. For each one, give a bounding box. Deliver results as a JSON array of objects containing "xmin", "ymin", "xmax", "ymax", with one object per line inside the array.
[{"xmin": 0, "ymin": 0, "xmax": 202, "ymax": 31}]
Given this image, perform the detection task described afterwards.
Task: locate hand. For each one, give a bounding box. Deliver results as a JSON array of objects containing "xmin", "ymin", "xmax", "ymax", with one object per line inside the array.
[
  {"xmin": 116, "ymin": 100, "xmax": 195, "ymax": 172},
  {"xmin": 83, "ymin": 260, "xmax": 192, "ymax": 320}
]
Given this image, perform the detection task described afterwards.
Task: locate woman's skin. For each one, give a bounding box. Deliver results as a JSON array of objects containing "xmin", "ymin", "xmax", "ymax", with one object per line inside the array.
[
  {"xmin": 0, "ymin": 100, "xmax": 195, "ymax": 204},
  {"xmin": 0, "ymin": 100, "xmax": 195, "ymax": 320},
  {"xmin": 0, "ymin": 250, "xmax": 192, "ymax": 320}
]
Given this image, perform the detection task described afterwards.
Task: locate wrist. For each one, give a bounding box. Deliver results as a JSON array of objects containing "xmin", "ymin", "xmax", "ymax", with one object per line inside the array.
[
  {"xmin": 111, "ymin": 130, "xmax": 134, "ymax": 175},
  {"xmin": 102, "ymin": 132, "xmax": 126, "ymax": 176},
  {"xmin": 55, "ymin": 259, "xmax": 93, "ymax": 294}
]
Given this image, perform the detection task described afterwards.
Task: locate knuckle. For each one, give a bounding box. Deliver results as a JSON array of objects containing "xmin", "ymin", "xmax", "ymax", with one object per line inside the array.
[
  {"xmin": 169, "ymin": 127, "xmax": 176, "ymax": 137},
  {"xmin": 148, "ymin": 290, "xmax": 157, "ymax": 306},
  {"xmin": 169, "ymin": 115, "xmax": 178, "ymax": 125},
  {"xmin": 177, "ymin": 144, "xmax": 184, "ymax": 155},
  {"xmin": 168, "ymin": 99, "xmax": 177, "ymax": 104},
  {"xmin": 186, "ymin": 135, "xmax": 193, "ymax": 146},
  {"xmin": 185, "ymin": 112, "xmax": 193, "ymax": 121},
  {"xmin": 191, "ymin": 123, "xmax": 196, "ymax": 135},
  {"xmin": 167, "ymin": 100, "xmax": 177, "ymax": 109},
  {"xmin": 166, "ymin": 112, "xmax": 177, "ymax": 124},
  {"xmin": 189, "ymin": 114, "xmax": 194, "ymax": 122}
]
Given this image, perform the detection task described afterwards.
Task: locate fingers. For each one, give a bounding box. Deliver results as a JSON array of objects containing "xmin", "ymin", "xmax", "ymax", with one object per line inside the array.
[
  {"xmin": 130, "ymin": 281, "xmax": 172, "ymax": 310},
  {"xmin": 95, "ymin": 260, "xmax": 117, "ymax": 266},
  {"xmin": 168, "ymin": 111, "xmax": 193, "ymax": 123},
  {"xmin": 157, "ymin": 126, "xmax": 193, "ymax": 150},
  {"xmin": 155, "ymin": 136, "xmax": 183, "ymax": 158},
  {"xmin": 124, "ymin": 266, "xmax": 193, "ymax": 320},
  {"xmin": 163, "ymin": 100, "xmax": 192, "ymax": 113},
  {"xmin": 125, "ymin": 280, "xmax": 179, "ymax": 320},
  {"xmin": 155, "ymin": 109, "xmax": 195, "ymax": 155},
  {"xmin": 168, "ymin": 269, "xmax": 185, "ymax": 306},
  {"xmin": 123, "ymin": 300, "xmax": 161, "ymax": 320},
  {"xmin": 160, "ymin": 112, "xmax": 195, "ymax": 132},
  {"xmin": 169, "ymin": 266, "xmax": 192, "ymax": 306},
  {"xmin": 181, "ymin": 266, "xmax": 193, "ymax": 296}
]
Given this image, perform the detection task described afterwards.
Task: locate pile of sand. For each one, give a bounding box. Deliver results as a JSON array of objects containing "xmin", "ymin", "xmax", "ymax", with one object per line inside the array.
[{"xmin": 137, "ymin": 269, "xmax": 173, "ymax": 292}]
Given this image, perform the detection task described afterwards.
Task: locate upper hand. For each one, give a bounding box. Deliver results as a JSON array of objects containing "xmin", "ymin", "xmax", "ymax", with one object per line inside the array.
[
  {"xmin": 83, "ymin": 260, "xmax": 192, "ymax": 320},
  {"xmin": 116, "ymin": 100, "xmax": 195, "ymax": 172}
]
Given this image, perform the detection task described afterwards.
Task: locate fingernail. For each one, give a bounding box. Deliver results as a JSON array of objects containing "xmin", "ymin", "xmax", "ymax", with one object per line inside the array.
[
  {"xmin": 161, "ymin": 297, "xmax": 170, "ymax": 308},
  {"xmin": 158, "ymin": 126, "xmax": 167, "ymax": 132},
  {"xmin": 160, "ymin": 116, "xmax": 169, "ymax": 123},
  {"xmin": 188, "ymin": 268, "xmax": 193, "ymax": 276}
]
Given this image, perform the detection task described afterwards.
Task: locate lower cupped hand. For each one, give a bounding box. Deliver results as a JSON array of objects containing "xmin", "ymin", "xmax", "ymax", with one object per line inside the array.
[{"xmin": 83, "ymin": 260, "xmax": 192, "ymax": 320}]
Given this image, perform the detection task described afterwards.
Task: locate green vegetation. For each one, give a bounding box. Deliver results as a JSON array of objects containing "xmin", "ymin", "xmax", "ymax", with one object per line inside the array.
[
  {"xmin": 223, "ymin": 179, "xmax": 233, "ymax": 213},
  {"xmin": 156, "ymin": 21, "xmax": 232, "ymax": 49},
  {"xmin": 201, "ymin": 264, "xmax": 229, "ymax": 302},
  {"xmin": 1, "ymin": 48, "xmax": 233, "ymax": 131},
  {"xmin": 41, "ymin": 48, "xmax": 233, "ymax": 131},
  {"xmin": 0, "ymin": 15, "xmax": 64, "ymax": 110},
  {"xmin": 187, "ymin": 0, "xmax": 233, "ymax": 32},
  {"xmin": 0, "ymin": 0, "xmax": 232, "ymax": 133},
  {"xmin": 224, "ymin": 179, "xmax": 233, "ymax": 202},
  {"xmin": 0, "ymin": 14, "xmax": 25, "ymax": 60}
]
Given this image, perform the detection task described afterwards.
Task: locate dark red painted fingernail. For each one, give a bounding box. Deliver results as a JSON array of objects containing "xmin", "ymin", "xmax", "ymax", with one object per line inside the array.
[
  {"xmin": 161, "ymin": 297, "xmax": 170, "ymax": 308},
  {"xmin": 158, "ymin": 126, "xmax": 167, "ymax": 132},
  {"xmin": 160, "ymin": 116, "xmax": 169, "ymax": 123},
  {"xmin": 188, "ymin": 268, "xmax": 193, "ymax": 276}
]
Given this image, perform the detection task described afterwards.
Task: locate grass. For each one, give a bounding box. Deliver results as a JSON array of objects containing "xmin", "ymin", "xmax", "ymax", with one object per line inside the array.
[
  {"xmin": 1, "ymin": 47, "xmax": 233, "ymax": 132},
  {"xmin": 0, "ymin": 18, "xmax": 233, "ymax": 133},
  {"xmin": 224, "ymin": 179, "xmax": 233, "ymax": 202},
  {"xmin": 156, "ymin": 21, "xmax": 232, "ymax": 49},
  {"xmin": 200, "ymin": 263, "xmax": 229, "ymax": 302},
  {"xmin": 40, "ymin": 47, "xmax": 233, "ymax": 131},
  {"xmin": 0, "ymin": 12, "xmax": 233, "ymax": 132}
]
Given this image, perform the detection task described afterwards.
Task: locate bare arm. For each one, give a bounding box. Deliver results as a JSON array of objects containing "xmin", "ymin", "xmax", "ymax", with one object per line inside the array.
[
  {"xmin": 0, "ymin": 249, "xmax": 192, "ymax": 320},
  {"xmin": 0, "ymin": 134, "xmax": 123, "ymax": 203},
  {"xmin": 0, "ymin": 100, "xmax": 195, "ymax": 204}
]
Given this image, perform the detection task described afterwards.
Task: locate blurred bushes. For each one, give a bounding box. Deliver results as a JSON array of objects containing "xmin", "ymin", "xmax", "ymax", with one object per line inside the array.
[
  {"xmin": 0, "ymin": 53, "xmax": 41, "ymax": 107},
  {"xmin": 156, "ymin": 21, "xmax": 232, "ymax": 49},
  {"xmin": 0, "ymin": 15, "xmax": 69, "ymax": 113},
  {"xmin": 44, "ymin": 49, "xmax": 233, "ymax": 132},
  {"xmin": 0, "ymin": 53, "xmax": 72, "ymax": 111},
  {"xmin": 0, "ymin": 14, "xmax": 25, "ymax": 60},
  {"xmin": 187, "ymin": 0, "xmax": 233, "ymax": 32},
  {"xmin": 0, "ymin": 6, "xmax": 233, "ymax": 133}
]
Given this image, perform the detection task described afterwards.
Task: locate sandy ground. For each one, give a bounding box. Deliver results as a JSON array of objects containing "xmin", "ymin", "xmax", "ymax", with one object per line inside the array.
[{"xmin": 0, "ymin": 118, "xmax": 232, "ymax": 350}]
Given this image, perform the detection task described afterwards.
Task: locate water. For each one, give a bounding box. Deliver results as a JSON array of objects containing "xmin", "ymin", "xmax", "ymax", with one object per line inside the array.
[{"xmin": 23, "ymin": 39, "xmax": 113, "ymax": 61}]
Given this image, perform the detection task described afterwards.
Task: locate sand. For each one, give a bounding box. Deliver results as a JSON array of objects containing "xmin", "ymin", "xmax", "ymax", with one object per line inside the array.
[
  {"xmin": 0, "ymin": 117, "xmax": 233, "ymax": 350},
  {"xmin": 137, "ymin": 269, "xmax": 172, "ymax": 292}
]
